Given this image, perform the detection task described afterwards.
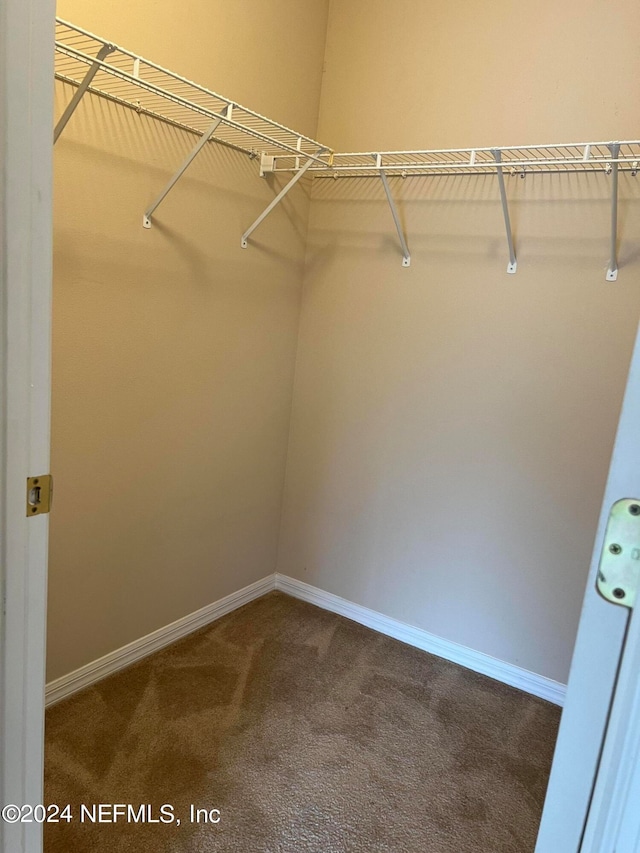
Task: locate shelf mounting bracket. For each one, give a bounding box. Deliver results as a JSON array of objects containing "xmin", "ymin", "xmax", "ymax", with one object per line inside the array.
[
  {"xmin": 54, "ymin": 42, "xmax": 116, "ymax": 143},
  {"xmin": 491, "ymin": 149, "xmax": 517, "ymax": 274},
  {"xmin": 241, "ymin": 147, "xmax": 324, "ymax": 248},
  {"xmin": 143, "ymin": 104, "xmax": 231, "ymax": 228},
  {"xmin": 606, "ymin": 142, "xmax": 620, "ymax": 282},
  {"xmin": 375, "ymin": 155, "xmax": 410, "ymax": 267}
]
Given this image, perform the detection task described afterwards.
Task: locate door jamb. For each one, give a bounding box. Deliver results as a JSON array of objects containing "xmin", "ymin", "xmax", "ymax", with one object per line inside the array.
[{"xmin": 0, "ymin": 0, "xmax": 55, "ymax": 851}]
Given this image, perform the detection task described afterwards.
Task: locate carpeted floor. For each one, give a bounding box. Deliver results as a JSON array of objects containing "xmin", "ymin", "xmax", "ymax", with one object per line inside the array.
[{"xmin": 45, "ymin": 591, "xmax": 561, "ymax": 852}]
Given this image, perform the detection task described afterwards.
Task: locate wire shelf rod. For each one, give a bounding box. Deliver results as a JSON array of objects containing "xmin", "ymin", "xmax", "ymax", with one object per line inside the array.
[
  {"xmin": 324, "ymin": 141, "xmax": 625, "ymax": 158},
  {"xmin": 284, "ymin": 155, "xmax": 638, "ymax": 172},
  {"xmin": 56, "ymin": 19, "xmax": 321, "ymax": 146},
  {"xmin": 274, "ymin": 161, "xmax": 633, "ymax": 174},
  {"xmin": 308, "ymin": 168, "xmax": 640, "ymax": 179},
  {"xmin": 55, "ymin": 18, "xmax": 326, "ymax": 158},
  {"xmin": 55, "ymin": 46, "xmax": 327, "ymax": 162},
  {"xmin": 54, "ymin": 17, "xmax": 639, "ymax": 280}
]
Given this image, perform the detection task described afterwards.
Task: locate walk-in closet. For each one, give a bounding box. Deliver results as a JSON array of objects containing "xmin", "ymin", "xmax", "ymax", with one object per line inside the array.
[{"xmin": 7, "ymin": 0, "xmax": 640, "ymax": 851}]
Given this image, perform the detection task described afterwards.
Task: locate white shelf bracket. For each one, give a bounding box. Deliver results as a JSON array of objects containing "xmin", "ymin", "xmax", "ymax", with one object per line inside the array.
[
  {"xmin": 240, "ymin": 147, "xmax": 324, "ymax": 248},
  {"xmin": 259, "ymin": 152, "xmax": 276, "ymax": 177},
  {"xmin": 492, "ymin": 149, "xmax": 517, "ymax": 274},
  {"xmin": 606, "ymin": 142, "xmax": 620, "ymax": 282},
  {"xmin": 376, "ymin": 155, "xmax": 410, "ymax": 267},
  {"xmin": 143, "ymin": 104, "xmax": 231, "ymax": 228},
  {"xmin": 54, "ymin": 42, "xmax": 115, "ymax": 143}
]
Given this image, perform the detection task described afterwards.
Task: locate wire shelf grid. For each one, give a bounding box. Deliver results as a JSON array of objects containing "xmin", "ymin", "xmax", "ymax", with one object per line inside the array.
[
  {"xmin": 55, "ymin": 18, "xmax": 328, "ymax": 163},
  {"xmin": 272, "ymin": 142, "xmax": 640, "ymax": 177},
  {"xmin": 53, "ymin": 17, "xmax": 636, "ymax": 278}
]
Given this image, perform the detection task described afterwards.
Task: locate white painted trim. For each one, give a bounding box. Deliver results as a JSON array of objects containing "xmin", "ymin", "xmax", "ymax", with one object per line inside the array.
[
  {"xmin": 1, "ymin": 0, "xmax": 55, "ymax": 850},
  {"xmin": 46, "ymin": 572, "xmax": 566, "ymax": 710},
  {"xmin": 45, "ymin": 575, "xmax": 276, "ymax": 707},
  {"xmin": 275, "ymin": 574, "xmax": 566, "ymax": 706}
]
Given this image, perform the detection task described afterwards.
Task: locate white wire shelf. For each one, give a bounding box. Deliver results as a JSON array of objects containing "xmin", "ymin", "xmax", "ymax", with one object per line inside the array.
[
  {"xmin": 53, "ymin": 17, "xmax": 635, "ymax": 279},
  {"xmin": 270, "ymin": 143, "xmax": 640, "ymax": 177},
  {"xmin": 54, "ymin": 18, "xmax": 328, "ymax": 165}
]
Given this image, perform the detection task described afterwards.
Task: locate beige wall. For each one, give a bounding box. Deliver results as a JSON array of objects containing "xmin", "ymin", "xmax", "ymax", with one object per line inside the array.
[
  {"xmin": 277, "ymin": 0, "xmax": 640, "ymax": 683},
  {"xmin": 51, "ymin": 0, "xmax": 640, "ymax": 687},
  {"xmin": 57, "ymin": 0, "xmax": 329, "ymax": 142},
  {"xmin": 317, "ymin": 0, "xmax": 640, "ymax": 151},
  {"xmin": 48, "ymin": 0, "xmax": 329, "ymax": 680}
]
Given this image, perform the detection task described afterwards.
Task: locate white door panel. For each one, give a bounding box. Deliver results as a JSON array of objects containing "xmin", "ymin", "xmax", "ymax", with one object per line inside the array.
[
  {"xmin": 580, "ymin": 576, "xmax": 640, "ymax": 851},
  {"xmin": 536, "ymin": 322, "xmax": 640, "ymax": 852}
]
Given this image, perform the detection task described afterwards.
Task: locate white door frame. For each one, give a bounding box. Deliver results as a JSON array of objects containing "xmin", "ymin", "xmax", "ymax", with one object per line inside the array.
[{"xmin": 0, "ymin": 0, "xmax": 55, "ymax": 851}]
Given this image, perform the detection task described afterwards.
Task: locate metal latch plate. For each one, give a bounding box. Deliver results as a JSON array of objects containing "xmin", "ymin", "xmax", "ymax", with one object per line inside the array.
[
  {"xmin": 26, "ymin": 474, "xmax": 53, "ymax": 517},
  {"xmin": 596, "ymin": 498, "xmax": 640, "ymax": 608}
]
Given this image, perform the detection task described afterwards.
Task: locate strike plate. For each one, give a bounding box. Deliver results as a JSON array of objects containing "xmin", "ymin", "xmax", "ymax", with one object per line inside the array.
[
  {"xmin": 26, "ymin": 474, "xmax": 53, "ymax": 517},
  {"xmin": 596, "ymin": 498, "xmax": 640, "ymax": 608}
]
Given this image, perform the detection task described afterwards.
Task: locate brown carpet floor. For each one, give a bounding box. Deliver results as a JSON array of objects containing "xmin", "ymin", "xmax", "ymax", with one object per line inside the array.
[{"xmin": 44, "ymin": 591, "xmax": 561, "ymax": 852}]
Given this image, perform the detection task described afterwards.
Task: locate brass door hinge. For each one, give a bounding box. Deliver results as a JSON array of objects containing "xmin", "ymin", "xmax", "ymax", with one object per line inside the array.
[
  {"xmin": 596, "ymin": 499, "xmax": 640, "ymax": 608},
  {"xmin": 26, "ymin": 474, "xmax": 53, "ymax": 517}
]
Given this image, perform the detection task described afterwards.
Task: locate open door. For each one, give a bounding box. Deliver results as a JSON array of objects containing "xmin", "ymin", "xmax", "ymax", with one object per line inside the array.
[
  {"xmin": 580, "ymin": 586, "xmax": 640, "ymax": 852},
  {"xmin": 0, "ymin": 0, "xmax": 55, "ymax": 852},
  {"xmin": 536, "ymin": 320, "xmax": 640, "ymax": 852}
]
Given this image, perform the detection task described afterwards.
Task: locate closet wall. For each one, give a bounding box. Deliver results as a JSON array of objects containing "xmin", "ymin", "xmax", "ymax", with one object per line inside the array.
[
  {"xmin": 48, "ymin": 0, "xmax": 330, "ymax": 680},
  {"xmin": 51, "ymin": 0, "xmax": 640, "ymax": 689},
  {"xmin": 277, "ymin": 0, "xmax": 640, "ymax": 683}
]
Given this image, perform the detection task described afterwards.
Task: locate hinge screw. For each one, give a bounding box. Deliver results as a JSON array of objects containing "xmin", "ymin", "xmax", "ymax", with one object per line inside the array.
[
  {"xmin": 629, "ymin": 504, "xmax": 640, "ymax": 516},
  {"xmin": 609, "ymin": 543, "xmax": 622, "ymax": 555},
  {"xmin": 613, "ymin": 587, "xmax": 626, "ymax": 599}
]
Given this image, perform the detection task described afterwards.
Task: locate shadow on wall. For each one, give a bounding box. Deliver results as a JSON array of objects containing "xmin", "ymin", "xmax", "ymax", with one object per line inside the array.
[
  {"xmin": 307, "ymin": 171, "xmax": 640, "ymax": 272},
  {"xmin": 54, "ymin": 81, "xmax": 313, "ymax": 262}
]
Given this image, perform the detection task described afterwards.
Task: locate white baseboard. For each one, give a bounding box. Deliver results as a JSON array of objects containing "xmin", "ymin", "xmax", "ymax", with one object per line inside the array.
[
  {"xmin": 46, "ymin": 571, "xmax": 565, "ymax": 709},
  {"xmin": 275, "ymin": 573, "xmax": 566, "ymax": 706},
  {"xmin": 45, "ymin": 574, "xmax": 277, "ymax": 707}
]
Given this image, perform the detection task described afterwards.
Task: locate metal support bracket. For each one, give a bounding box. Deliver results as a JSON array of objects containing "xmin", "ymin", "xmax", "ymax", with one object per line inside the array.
[
  {"xmin": 54, "ymin": 42, "xmax": 116, "ymax": 143},
  {"xmin": 606, "ymin": 142, "xmax": 620, "ymax": 282},
  {"xmin": 143, "ymin": 105, "xmax": 231, "ymax": 228},
  {"xmin": 596, "ymin": 499, "xmax": 640, "ymax": 608},
  {"xmin": 259, "ymin": 152, "xmax": 276, "ymax": 177},
  {"xmin": 241, "ymin": 147, "xmax": 324, "ymax": 248},
  {"xmin": 375, "ymin": 155, "xmax": 410, "ymax": 267},
  {"xmin": 491, "ymin": 149, "xmax": 517, "ymax": 274}
]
